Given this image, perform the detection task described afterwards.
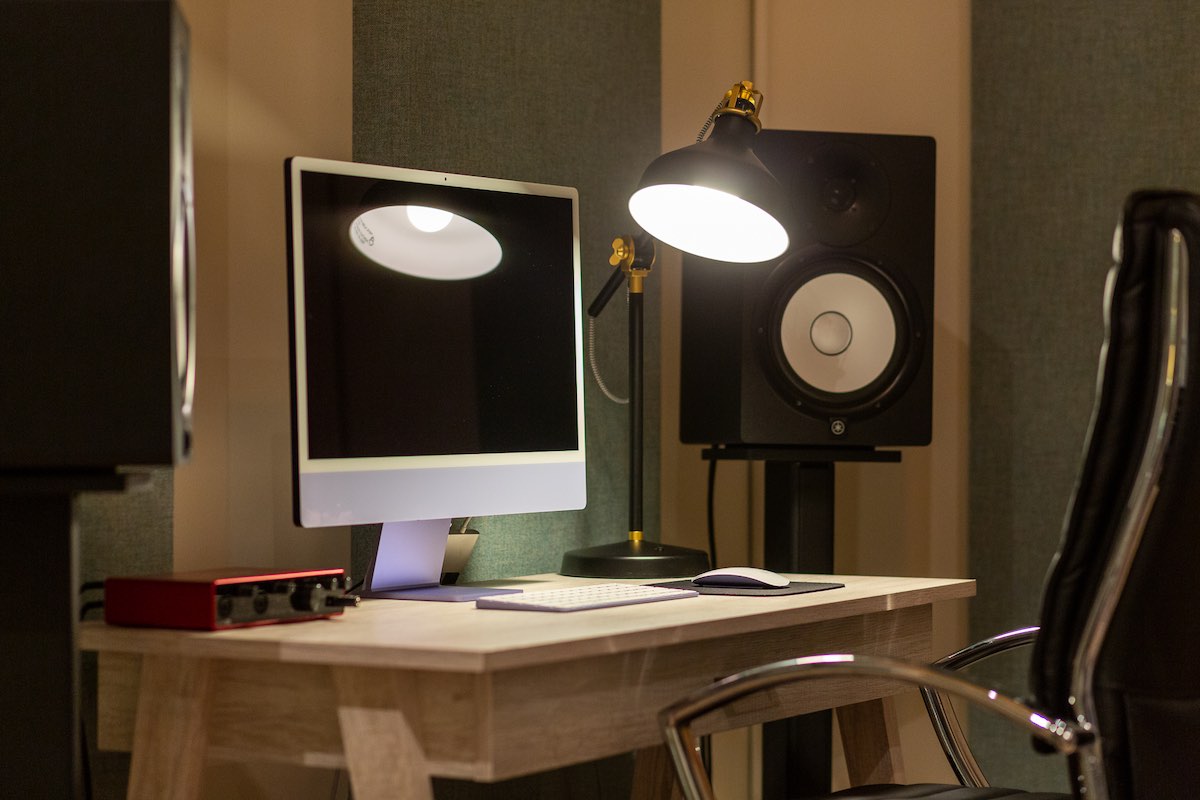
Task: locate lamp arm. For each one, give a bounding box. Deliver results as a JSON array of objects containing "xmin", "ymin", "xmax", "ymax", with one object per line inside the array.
[
  {"xmin": 587, "ymin": 230, "xmax": 656, "ymax": 316},
  {"xmin": 588, "ymin": 263, "xmax": 627, "ymax": 318}
]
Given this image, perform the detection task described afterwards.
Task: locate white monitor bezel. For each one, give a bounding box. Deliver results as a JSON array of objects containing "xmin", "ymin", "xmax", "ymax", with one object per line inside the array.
[{"xmin": 287, "ymin": 156, "xmax": 587, "ymax": 528}]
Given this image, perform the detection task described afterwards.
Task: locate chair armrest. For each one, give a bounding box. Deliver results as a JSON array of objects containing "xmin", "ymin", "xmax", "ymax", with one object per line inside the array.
[
  {"xmin": 933, "ymin": 625, "xmax": 1040, "ymax": 671},
  {"xmin": 922, "ymin": 625, "xmax": 1040, "ymax": 787},
  {"xmin": 660, "ymin": 652, "xmax": 1086, "ymax": 800}
]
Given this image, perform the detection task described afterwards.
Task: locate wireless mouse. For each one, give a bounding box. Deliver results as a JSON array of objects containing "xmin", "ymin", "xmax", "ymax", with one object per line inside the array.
[{"xmin": 691, "ymin": 566, "xmax": 791, "ymax": 589}]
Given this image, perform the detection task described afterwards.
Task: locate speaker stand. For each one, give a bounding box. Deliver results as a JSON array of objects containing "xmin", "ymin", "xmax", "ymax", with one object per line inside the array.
[
  {"xmin": 702, "ymin": 445, "xmax": 901, "ymax": 799},
  {"xmin": 0, "ymin": 471, "xmax": 134, "ymax": 799}
]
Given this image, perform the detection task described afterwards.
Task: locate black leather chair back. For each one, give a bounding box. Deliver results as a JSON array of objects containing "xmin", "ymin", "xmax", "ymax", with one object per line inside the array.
[{"xmin": 1031, "ymin": 191, "xmax": 1200, "ymax": 798}]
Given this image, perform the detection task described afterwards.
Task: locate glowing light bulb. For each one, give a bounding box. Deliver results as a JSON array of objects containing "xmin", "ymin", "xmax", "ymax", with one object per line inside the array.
[
  {"xmin": 628, "ymin": 184, "xmax": 788, "ymax": 263},
  {"xmin": 406, "ymin": 205, "xmax": 453, "ymax": 233},
  {"xmin": 350, "ymin": 205, "xmax": 501, "ymax": 280}
]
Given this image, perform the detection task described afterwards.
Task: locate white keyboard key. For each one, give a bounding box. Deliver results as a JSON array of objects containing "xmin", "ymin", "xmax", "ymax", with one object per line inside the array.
[{"xmin": 475, "ymin": 583, "xmax": 698, "ymax": 612}]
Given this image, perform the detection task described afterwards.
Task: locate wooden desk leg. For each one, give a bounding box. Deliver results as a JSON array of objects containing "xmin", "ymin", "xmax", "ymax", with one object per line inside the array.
[
  {"xmin": 126, "ymin": 655, "xmax": 213, "ymax": 800},
  {"xmin": 333, "ymin": 666, "xmax": 433, "ymax": 800},
  {"xmin": 631, "ymin": 745, "xmax": 684, "ymax": 800},
  {"xmin": 836, "ymin": 697, "xmax": 906, "ymax": 787}
]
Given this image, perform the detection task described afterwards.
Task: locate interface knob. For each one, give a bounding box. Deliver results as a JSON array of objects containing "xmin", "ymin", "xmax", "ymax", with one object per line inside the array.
[{"xmin": 289, "ymin": 582, "xmax": 327, "ymax": 613}]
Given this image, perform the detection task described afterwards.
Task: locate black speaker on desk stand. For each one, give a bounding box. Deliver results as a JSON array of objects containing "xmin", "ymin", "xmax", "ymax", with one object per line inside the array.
[
  {"xmin": 682, "ymin": 125, "xmax": 935, "ymax": 571},
  {"xmin": 681, "ymin": 129, "xmax": 936, "ymax": 797},
  {"xmin": 0, "ymin": 2, "xmax": 195, "ymax": 795}
]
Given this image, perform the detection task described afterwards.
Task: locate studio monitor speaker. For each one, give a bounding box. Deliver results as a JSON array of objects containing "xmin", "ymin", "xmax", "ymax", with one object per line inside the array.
[
  {"xmin": 680, "ymin": 129, "xmax": 935, "ymax": 447},
  {"xmin": 0, "ymin": 0, "xmax": 195, "ymax": 469}
]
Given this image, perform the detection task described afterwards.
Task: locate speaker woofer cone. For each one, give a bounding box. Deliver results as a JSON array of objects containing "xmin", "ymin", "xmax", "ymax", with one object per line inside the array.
[{"xmin": 756, "ymin": 252, "xmax": 924, "ymax": 417}]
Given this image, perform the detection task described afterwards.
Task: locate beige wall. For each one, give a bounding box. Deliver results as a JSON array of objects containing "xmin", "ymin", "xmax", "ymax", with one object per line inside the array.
[
  {"xmin": 170, "ymin": 2, "xmax": 352, "ymax": 796},
  {"xmin": 661, "ymin": 0, "xmax": 971, "ymax": 793},
  {"xmin": 173, "ymin": 0, "xmax": 352, "ymax": 576}
]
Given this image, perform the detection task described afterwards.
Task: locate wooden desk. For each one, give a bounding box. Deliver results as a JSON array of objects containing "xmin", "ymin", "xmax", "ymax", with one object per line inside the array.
[{"xmin": 81, "ymin": 573, "xmax": 973, "ymax": 799}]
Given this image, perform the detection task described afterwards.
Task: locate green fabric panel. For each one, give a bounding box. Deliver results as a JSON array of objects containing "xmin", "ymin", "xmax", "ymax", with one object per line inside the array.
[
  {"xmin": 77, "ymin": 469, "xmax": 172, "ymax": 797},
  {"xmin": 351, "ymin": 0, "xmax": 662, "ymax": 582},
  {"xmin": 971, "ymin": 0, "xmax": 1200, "ymax": 790},
  {"xmin": 77, "ymin": 469, "xmax": 174, "ymax": 586}
]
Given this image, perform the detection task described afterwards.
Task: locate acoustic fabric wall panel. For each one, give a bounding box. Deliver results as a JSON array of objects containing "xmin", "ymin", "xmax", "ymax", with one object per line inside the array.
[
  {"xmin": 351, "ymin": 1, "xmax": 662, "ymax": 582},
  {"xmin": 971, "ymin": 1, "xmax": 1200, "ymax": 790}
]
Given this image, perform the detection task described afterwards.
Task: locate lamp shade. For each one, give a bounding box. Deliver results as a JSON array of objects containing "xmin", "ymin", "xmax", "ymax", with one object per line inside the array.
[{"xmin": 629, "ymin": 112, "xmax": 791, "ymax": 263}]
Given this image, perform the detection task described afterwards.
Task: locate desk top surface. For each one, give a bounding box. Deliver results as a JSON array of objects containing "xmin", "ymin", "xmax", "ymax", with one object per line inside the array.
[{"xmin": 80, "ymin": 573, "xmax": 973, "ymax": 672}]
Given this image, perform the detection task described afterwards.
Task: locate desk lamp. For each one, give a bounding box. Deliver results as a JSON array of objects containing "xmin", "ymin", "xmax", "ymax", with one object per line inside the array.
[{"xmin": 560, "ymin": 81, "xmax": 791, "ymax": 579}]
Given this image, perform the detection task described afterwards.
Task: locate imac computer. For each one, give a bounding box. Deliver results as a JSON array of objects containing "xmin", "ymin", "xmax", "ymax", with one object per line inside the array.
[{"xmin": 285, "ymin": 156, "xmax": 586, "ymax": 601}]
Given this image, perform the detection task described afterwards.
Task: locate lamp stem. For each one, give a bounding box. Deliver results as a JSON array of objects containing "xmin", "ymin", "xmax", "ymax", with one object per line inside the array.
[
  {"xmin": 629, "ymin": 287, "xmax": 643, "ymax": 539},
  {"xmin": 558, "ymin": 234, "xmax": 709, "ymax": 578}
]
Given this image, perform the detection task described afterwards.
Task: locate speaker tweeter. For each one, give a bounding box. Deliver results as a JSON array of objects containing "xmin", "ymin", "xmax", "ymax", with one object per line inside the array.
[{"xmin": 798, "ymin": 141, "xmax": 891, "ymax": 248}]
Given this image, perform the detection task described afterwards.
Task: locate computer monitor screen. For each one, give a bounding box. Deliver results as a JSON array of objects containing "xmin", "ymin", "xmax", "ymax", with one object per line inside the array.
[{"xmin": 285, "ymin": 157, "xmax": 586, "ymax": 600}]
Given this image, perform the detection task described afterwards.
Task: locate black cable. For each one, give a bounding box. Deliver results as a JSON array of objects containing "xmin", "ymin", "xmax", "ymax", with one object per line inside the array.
[
  {"xmin": 706, "ymin": 449, "xmax": 718, "ymax": 568},
  {"xmin": 80, "ymin": 600, "xmax": 105, "ymax": 619},
  {"xmin": 699, "ymin": 451, "xmax": 718, "ymax": 779},
  {"xmin": 80, "ymin": 715, "xmax": 93, "ymax": 800},
  {"xmin": 79, "ymin": 580, "xmax": 105, "ymax": 594},
  {"xmin": 329, "ymin": 768, "xmax": 346, "ymax": 800}
]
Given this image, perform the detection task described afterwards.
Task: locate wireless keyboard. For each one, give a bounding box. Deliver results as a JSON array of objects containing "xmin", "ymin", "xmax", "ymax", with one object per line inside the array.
[{"xmin": 475, "ymin": 583, "xmax": 698, "ymax": 612}]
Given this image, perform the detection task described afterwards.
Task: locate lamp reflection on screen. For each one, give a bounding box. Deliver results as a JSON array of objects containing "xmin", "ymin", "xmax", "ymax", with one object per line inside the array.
[{"xmin": 349, "ymin": 204, "xmax": 502, "ymax": 280}]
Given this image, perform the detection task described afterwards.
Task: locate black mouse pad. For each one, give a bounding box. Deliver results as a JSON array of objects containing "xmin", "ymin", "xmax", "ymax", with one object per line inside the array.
[{"xmin": 650, "ymin": 580, "xmax": 844, "ymax": 597}]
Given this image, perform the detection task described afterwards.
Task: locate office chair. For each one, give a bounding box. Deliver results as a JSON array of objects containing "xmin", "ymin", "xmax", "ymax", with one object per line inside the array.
[{"xmin": 660, "ymin": 190, "xmax": 1200, "ymax": 800}]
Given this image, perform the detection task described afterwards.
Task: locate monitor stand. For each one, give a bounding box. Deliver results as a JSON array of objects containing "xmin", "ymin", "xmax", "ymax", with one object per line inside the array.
[{"xmin": 361, "ymin": 519, "xmax": 522, "ymax": 602}]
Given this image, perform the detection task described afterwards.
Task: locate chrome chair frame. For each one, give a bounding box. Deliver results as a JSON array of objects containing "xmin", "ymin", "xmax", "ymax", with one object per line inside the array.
[
  {"xmin": 921, "ymin": 625, "xmax": 1041, "ymax": 787},
  {"xmin": 661, "ymin": 651, "xmax": 1086, "ymax": 800},
  {"xmin": 660, "ymin": 218, "xmax": 1190, "ymax": 800}
]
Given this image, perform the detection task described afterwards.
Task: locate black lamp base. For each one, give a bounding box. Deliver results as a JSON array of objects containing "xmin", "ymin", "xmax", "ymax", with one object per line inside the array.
[{"xmin": 560, "ymin": 539, "xmax": 710, "ymax": 579}]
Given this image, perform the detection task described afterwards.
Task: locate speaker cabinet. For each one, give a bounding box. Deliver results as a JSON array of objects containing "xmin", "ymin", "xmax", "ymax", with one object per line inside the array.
[
  {"xmin": 0, "ymin": 0, "xmax": 195, "ymax": 469},
  {"xmin": 680, "ymin": 130, "xmax": 934, "ymax": 447}
]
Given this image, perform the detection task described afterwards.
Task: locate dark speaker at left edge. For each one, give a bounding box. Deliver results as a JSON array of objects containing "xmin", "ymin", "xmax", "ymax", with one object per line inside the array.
[{"xmin": 0, "ymin": 0, "xmax": 195, "ymax": 469}]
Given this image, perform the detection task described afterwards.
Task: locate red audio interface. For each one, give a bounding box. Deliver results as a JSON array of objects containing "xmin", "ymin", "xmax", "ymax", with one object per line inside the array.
[{"xmin": 104, "ymin": 567, "xmax": 356, "ymax": 630}]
